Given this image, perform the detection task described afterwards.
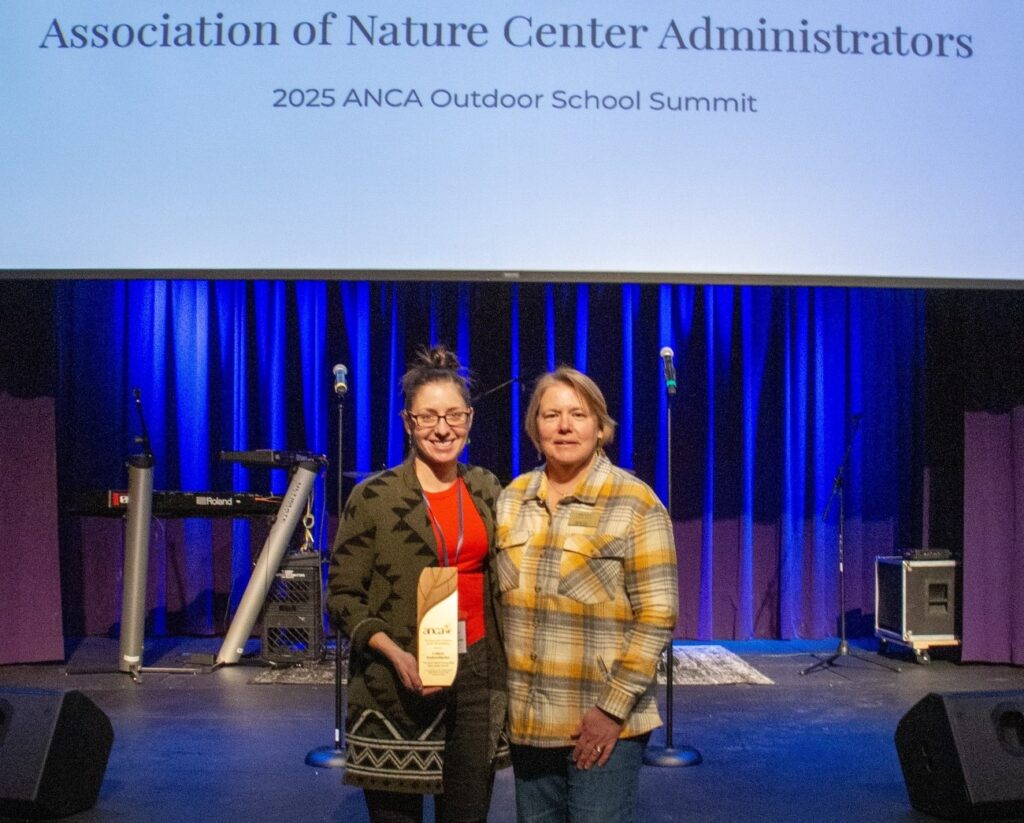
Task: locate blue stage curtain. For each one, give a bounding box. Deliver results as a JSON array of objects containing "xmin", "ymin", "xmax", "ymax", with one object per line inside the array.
[{"xmin": 57, "ymin": 280, "xmax": 923, "ymax": 640}]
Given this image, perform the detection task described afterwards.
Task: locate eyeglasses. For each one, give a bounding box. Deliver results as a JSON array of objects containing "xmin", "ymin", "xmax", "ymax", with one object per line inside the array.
[{"xmin": 406, "ymin": 409, "xmax": 472, "ymax": 428}]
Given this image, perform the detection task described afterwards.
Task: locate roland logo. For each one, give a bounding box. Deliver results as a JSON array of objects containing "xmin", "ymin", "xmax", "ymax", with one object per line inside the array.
[{"xmin": 196, "ymin": 495, "xmax": 232, "ymax": 506}]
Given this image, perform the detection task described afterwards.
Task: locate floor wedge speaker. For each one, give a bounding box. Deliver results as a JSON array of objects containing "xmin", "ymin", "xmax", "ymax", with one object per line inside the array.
[
  {"xmin": 0, "ymin": 688, "xmax": 114, "ymax": 819},
  {"xmin": 895, "ymin": 690, "xmax": 1024, "ymax": 821}
]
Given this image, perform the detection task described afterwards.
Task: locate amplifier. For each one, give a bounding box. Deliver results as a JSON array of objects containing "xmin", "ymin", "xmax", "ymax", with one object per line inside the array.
[
  {"xmin": 876, "ymin": 556, "xmax": 959, "ymax": 663},
  {"xmin": 261, "ymin": 553, "xmax": 323, "ymax": 665}
]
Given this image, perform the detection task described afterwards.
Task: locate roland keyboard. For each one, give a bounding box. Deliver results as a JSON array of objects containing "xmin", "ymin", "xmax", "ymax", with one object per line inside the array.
[{"xmin": 74, "ymin": 490, "xmax": 282, "ymax": 518}]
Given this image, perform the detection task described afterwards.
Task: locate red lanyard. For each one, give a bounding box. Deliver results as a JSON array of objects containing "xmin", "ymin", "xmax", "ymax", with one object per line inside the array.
[{"xmin": 422, "ymin": 478, "xmax": 464, "ymax": 567}]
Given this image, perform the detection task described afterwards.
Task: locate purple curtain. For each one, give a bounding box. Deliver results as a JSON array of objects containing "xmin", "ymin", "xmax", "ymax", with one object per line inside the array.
[
  {"xmin": 0, "ymin": 394, "xmax": 63, "ymax": 663},
  {"xmin": 962, "ymin": 408, "xmax": 1024, "ymax": 664}
]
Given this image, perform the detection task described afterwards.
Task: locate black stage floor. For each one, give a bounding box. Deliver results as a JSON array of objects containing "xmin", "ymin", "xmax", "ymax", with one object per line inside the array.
[{"xmin": 2, "ymin": 638, "xmax": 1023, "ymax": 823}]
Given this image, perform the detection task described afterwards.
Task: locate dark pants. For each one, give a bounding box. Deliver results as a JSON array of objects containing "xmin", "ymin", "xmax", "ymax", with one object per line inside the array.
[{"xmin": 364, "ymin": 640, "xmax": 495, "ymax": 823}]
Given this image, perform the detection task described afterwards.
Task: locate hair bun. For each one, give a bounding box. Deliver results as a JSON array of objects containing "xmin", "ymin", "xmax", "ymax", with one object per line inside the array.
[
  {"xmin": 401, "ymin": 344, "xmax": 472, "ymax": 408},
  {"xmin": 416, "ymin": 345, "xmax": 461, "ymax": 372}
]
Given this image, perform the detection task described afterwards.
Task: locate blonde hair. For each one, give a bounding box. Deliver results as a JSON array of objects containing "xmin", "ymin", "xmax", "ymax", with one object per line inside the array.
[{"xmin": 524, "ymin": 366, "xmax": 616, "ymax": 453}]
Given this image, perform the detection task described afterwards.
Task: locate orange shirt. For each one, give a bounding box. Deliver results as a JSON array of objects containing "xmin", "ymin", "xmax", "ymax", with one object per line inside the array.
[{"xmin": 423, "ymin": 479, "xmax": 487, "ymax": 646}]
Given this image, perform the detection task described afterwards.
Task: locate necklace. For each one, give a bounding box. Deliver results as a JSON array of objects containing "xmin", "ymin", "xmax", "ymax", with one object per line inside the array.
[{"xmin": 546, "ymin": 476, "xmax": 579, "ymax": 502}]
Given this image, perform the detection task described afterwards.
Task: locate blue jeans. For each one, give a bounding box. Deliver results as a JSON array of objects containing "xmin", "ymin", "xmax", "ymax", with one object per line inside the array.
[{"xmin": 510, "ymin": 735, "xmax": 650, "ymax": 823}]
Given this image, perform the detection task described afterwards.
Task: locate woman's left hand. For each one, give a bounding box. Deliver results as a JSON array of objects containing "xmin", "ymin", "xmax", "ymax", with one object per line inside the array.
[{"xmin": 571, "ymin": 706, "xmax": 622, "ymax": 770}]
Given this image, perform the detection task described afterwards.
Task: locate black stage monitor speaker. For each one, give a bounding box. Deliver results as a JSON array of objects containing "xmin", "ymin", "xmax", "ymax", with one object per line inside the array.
[
  {"xmin": 895, "ymin": 690, "xmax": 1024, "ymax": 821},
  {"xmin": 0, "ymin": 688, "xmax": 114, "ymax": 819}
]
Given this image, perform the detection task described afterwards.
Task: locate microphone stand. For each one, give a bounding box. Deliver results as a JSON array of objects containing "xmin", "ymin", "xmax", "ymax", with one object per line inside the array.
[
  {"xmin": 802, "ymin": 416, "xmax": 900, "ymax": 676},
  {"xmin": 470, "ymin": 376, "xmax": 520, "ymax": 404},
  {"xmin": 307, "ymin": 374, "xmax": 348, "ymax": 768},
  {"xmin": 644, "ymin": 369, "xmax": 702, "ymax": 767}
]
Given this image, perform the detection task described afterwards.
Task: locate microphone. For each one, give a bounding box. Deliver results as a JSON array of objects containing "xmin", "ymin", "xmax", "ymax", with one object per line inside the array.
[
  {"xmin": 659, "ymin": 346, "xmax": 677, "ymax": 396},
  {"xmin": 332, "ymin": 363, "xmax": 349, "ymax": 397}
]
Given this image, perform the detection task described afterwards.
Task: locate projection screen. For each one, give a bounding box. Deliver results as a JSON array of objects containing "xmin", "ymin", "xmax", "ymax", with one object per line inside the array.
[{"xmin": 2, "ymin": 1, "xmax": 1022, "ymax": 283}]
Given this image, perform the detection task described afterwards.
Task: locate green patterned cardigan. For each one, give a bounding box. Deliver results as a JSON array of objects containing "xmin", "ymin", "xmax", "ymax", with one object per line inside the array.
[{"xmin": 326, "ymin": 459, "xmax": 509, "ymax": 793}]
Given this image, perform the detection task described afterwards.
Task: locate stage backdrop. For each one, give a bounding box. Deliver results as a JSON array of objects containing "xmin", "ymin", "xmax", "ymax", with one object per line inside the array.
[
  {"xmin": 56, "ymin": 280, "xmax": 924, "ymax": 641},
  {"xmin": 0, "ymin": 394, "xmax": 64, "ymax": 663},
  {"xmin": 962, "ymin": 408, "xmax": 1024, "ymax": 665}
]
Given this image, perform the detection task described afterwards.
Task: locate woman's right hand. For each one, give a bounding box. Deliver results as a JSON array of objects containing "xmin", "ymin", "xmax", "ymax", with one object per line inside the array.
[{"xmin": 368, "ymin": 632, "xmax": 442, "ymax": 696}]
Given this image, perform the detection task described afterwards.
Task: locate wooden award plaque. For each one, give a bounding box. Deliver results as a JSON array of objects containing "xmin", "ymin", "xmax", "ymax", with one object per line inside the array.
[{"xmin": 417, "ymin": 566, "xmax": 459, "ymax": 687}]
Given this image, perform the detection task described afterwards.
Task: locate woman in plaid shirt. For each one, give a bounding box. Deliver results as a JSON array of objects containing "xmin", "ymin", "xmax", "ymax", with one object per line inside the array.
[{"xmin": 496, "ymin": 367, "xmax": 679, "ymax": 823}]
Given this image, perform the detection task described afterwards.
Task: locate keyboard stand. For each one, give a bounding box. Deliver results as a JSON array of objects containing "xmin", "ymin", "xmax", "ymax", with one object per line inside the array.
[{"xmin": 215, "ymin": 457, "xmax": 324, "ymax": 666}]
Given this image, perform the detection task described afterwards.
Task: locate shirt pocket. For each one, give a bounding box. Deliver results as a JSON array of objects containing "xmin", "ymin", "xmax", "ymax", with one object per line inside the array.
[
  {"xmin": 495, "ymin": 529, "xmax": 530, "ymax": 592},
  {"xmin": 558, "ymin": 531, "xmax": 626, "ymax": 605}
]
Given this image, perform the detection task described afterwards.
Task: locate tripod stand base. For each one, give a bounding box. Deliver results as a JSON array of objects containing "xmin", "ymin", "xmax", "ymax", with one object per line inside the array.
[
  {"xmin": 801, "ymin": 642, "xmax": 901, "ymax": 676},
  {"xmin": 643, "ymin": 744, "xmax": 702, "ymax": 767},
  {"xmin": 305, "ymin": 745, "xmax": 346, "ymax": 768}
]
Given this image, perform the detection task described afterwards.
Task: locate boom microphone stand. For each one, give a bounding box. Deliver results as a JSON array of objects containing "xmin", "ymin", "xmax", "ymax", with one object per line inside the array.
[
  {"xmin": 470, "ymin": 376, "xmax": 520, "ymax": 405},
  {"xmin": 307, "ymin": 363, "xmax": 349, "ymax": 768},
  {"xmin": 801, "ymin": 415, "xmax": 900, "ymax": 676},
  {"xmin": 644, "ymin": 348, "xmax": 702, "ymax": 767}
]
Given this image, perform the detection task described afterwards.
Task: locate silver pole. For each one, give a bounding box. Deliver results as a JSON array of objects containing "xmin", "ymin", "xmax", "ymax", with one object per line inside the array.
[
  {"xmin": 119, "ymin": 454, "xmax": 154, "ymax": 676},
  {"xmin": 216, "ymin": 461, "xmax": 320, "ymax": 665}
]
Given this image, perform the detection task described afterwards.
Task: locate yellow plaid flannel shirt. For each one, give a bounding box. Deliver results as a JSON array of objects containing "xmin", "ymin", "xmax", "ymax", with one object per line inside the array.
[{"xmin": 496, "ymin": 453, "xmax": 679, "ymax": 747}]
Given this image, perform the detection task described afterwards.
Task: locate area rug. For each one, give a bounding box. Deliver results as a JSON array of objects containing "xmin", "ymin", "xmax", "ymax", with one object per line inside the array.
[
  {"xmin": 657, "ymin": 645, "xmax": 773, "ymax": 686},
  {"xmin": 250, "ymin": 657, "xmax": 344, "ymax": 685},
  {"xmin": 250, "ymin": 645, "xmax": 771, "ymax": 686}
]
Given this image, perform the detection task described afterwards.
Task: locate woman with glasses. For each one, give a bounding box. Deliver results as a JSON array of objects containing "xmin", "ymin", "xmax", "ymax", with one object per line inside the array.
[
  {"xmin": 327, "ymin": 346, "xmax": 508, "ymax": 823},
  {"xmin": 496, "ymin": 367, "xmax": 678, "ymax": 823}
]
